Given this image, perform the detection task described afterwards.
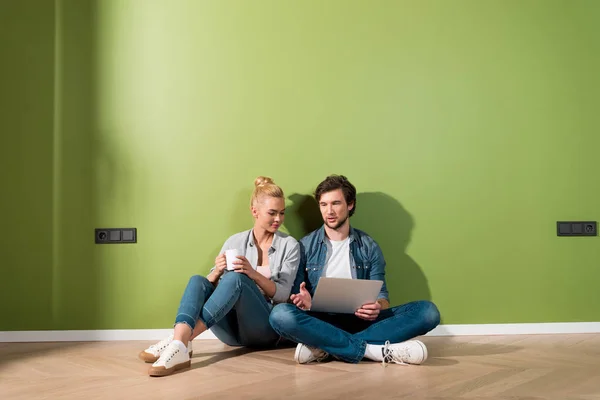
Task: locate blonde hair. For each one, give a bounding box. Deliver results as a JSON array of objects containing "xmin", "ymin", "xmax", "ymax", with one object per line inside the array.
[{"xmin": 251, "ymin": 176, "xmax": 284, "ymax": 207}]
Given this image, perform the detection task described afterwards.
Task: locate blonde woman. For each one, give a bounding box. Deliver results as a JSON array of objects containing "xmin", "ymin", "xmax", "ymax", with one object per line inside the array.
[{"xmin": 139, "ymin": 177, "xmax": 300, "ymax": 377}]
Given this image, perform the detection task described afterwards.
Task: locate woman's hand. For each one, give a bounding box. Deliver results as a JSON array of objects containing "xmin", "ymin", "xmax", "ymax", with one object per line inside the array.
[
  {"xmin": 214, "ymin": 253, "xmax": 227, "ymax": 273},
  {"xmin": 233, "ymin": 256, "xmax": 258, "ymax": 280},
  {"xmin": 208, "ymin": 253, "xmax": 227, "ymax": 285}
]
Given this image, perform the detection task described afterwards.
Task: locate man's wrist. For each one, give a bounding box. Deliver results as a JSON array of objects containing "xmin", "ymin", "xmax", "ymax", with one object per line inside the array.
[{"xmin": 376, "ymin": 298, "xmax": 390, "ymax": 310}]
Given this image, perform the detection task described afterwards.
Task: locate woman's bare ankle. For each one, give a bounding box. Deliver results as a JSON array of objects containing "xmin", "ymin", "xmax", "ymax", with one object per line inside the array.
[
  {"xmin": 190, "ymin": 320, "xmax": 207, "ymax": 340},
  {"xmin": 173, "ymin": 322, "xmax": 193, "ymax": 344}
]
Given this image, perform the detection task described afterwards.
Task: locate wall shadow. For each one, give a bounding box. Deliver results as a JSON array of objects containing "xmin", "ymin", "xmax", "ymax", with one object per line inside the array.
[
  {"xmin": 0, "ymin": 0, "xmax": 56, "ymax": 333},
  {"xmin": 52, "ymin": 0, "xmax": 101, "ymax": 330},
  {"xmin": 353, "ymin": 192, "xmax": 431, "ymax": 305},
  {"xmin": 0, "ymin": 0, "xmax": 100, "ymax": 363},
  {"xmin": 284, "ymin": 193, "xmax": 321, "ymax": 240}
]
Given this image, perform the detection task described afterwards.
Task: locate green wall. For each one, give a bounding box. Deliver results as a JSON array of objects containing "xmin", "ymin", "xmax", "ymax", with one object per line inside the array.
[
  {"xmin": 1, "ymin": 0, "xmax": 599, "ymax": 330},
  {"xmin": 0, "ymin": 1, "xmax": 55, "ymax": 330}
]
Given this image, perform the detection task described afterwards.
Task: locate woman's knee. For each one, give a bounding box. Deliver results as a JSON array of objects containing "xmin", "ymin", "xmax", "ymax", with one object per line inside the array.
[
  {"xmin": 188, "ymin": 274, "xmax": 211, "ymax": 289},
  {"xmin": 220, "ymin": 271, "xmax": 251, "ymax": 286}
]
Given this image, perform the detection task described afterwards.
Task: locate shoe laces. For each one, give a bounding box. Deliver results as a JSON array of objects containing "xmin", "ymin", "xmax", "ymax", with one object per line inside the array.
[
  {"xmin": 158, "ymin": 342, "xmax": 181, "ymax": 364},
  {"xmin": 314, "ymin": 349, "xmax": 329, "ymax": 362},
  {"xmin": 149, "ymin": 334, "xmax": 173, "ymax": 353},
  {"xmin": 382, "ymin": 340, "xmax": 408, "ymax": 367},
  {"xmin": 306, "ymin": 345, "xmax": 329, "ymax": 362}
]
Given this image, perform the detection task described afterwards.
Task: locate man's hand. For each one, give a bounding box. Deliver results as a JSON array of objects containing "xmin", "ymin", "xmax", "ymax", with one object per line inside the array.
[
  {"xmin": 355, "ymin": 301, "xmax": 382, "ymax": 321},
  {"xmin": 290, "ymin": 282, "xmax": 312, "ymax": 310}
]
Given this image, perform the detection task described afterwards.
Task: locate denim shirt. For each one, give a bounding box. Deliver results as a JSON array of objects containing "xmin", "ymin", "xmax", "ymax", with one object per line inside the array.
[
  {"xmin": 211, "ymin": 229, "xmax": 300, "ymax": 304},
  {"xmin": 291, "ymin": 225, "xmax": 389, "ymax": 301}
]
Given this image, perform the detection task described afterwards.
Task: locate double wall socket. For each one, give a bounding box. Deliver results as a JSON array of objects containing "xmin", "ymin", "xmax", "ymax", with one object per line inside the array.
[
  {"xmin": 95, "ymin": 228, "xmax": 137, "ymax": 244},
  {"xmin": 556, "ymin": 221, "xmax": 597, "ymax": 237}
]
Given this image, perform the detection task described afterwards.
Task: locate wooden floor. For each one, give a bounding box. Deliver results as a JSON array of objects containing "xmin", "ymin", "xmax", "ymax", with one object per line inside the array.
[{"xmin": 1, "ymin": 335, "xmax": 599, "ymax": 400}]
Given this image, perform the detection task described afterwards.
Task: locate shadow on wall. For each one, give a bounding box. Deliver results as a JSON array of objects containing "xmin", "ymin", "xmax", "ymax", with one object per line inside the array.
[
  {"xmin": 285, "ymin": 193, "xmax": 323, "ymax": 239},
  {"xmin": 53, "ymin": 0, "xmax": 106, "ymax": 330},
  {"xmin": 285, "ymin": 192, "xmax": 432, "ymax": 305},
  {"xmin": 0, "ymin": 1, "xmax": 56, "ymax": 332},
  {"xmin": 0, "ymin": 0, "xmax": 102, "ymax": 364},
  {"xmin": 353, "ymin": 192, "xmax": 431, "ymax": 305}
]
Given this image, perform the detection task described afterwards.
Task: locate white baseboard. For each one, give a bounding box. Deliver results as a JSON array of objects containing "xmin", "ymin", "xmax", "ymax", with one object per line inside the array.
[
  {"xmin": 1, "ymin": 322, "xmax": 599, "ymax": 343},
  {"xmin": 426, "ymin": 322, "xmax": 600, "ymax": 336},
  {"xmin": 0, "ymin": 329, "xmax": 218, "ymax": 343}
]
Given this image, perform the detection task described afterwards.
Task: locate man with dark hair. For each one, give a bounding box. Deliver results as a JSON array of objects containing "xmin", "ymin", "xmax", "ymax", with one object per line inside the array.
[{"xmin": 269, "ymin": 175, "xmax": 440, "ymax": 365}]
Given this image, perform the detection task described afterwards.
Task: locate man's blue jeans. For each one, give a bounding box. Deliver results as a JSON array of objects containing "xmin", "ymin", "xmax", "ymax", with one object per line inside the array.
[
  {"xmin": 269, "ymin": 300, "xmax": 440, "ymax": 362},
  {"xmin": 175, "ymin": 272, "xmax": 279, "ymax": 347}
]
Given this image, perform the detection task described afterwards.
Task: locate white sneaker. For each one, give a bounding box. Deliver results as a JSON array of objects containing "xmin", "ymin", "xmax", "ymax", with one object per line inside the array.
[
  {"xmin": 294, "ymin": 343, "xmax": 329, "ymax": 364},
  {"xmin": 148, "ymin": 341, "xmax": 191, "ymax": 376},
  {"xmin": 381, "ymin": 340, "xmax": 428, "ymax": 366},
  {"xmin": 138, "ymin": 335, "xmax": 193, "ymax": 363}
]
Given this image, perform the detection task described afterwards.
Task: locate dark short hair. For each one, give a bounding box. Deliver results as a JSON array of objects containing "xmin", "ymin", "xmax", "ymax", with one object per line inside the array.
[{"xmin": 314, "ymin": 175, "xmax": 357, "ymax": 217}]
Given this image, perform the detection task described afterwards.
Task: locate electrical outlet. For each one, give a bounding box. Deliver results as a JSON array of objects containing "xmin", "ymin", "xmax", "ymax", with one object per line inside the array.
[
  {"xmin": 556, "ymin": 221, "xmax": 597, "ymax": 237},
  {"xmin": 95, "ymin": 228, "xmax": 137, "ymax": 244}
]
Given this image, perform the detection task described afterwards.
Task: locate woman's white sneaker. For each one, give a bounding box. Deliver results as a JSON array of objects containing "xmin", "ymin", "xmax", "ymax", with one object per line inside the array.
[
  {"xmin": 139, "ymin": 335, "xmax": 193, "ymax": 363},
  {"xmin": 148, "ymin": 341, "xmax": 191, "ymax": 377}
]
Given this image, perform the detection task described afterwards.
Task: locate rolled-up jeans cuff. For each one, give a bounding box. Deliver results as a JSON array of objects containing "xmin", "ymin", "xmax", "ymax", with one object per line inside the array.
[{"xmin": 174, "ymin": 313, "xmax": 197, "ymax": 333}]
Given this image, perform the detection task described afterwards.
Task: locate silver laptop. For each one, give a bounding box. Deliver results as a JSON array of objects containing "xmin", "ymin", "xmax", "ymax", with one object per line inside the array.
[{"xmin": 310, "ymin": 277, "xmax": 383, "ymax": 314}]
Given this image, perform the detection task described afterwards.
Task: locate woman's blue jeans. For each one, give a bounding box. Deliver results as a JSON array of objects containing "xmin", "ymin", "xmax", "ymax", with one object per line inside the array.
[{"xmin": 175, "ymin": 272, "xmax": 279, "ymax": 347}]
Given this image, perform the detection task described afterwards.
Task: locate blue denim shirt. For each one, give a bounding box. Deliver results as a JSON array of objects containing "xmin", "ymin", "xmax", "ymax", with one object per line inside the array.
[{"xmin": 291, "ymin": 225, "xmax": 389, "ymax": 301}]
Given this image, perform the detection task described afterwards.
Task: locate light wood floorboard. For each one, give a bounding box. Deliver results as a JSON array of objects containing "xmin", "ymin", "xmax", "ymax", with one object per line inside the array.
[{"xmin": 1, "ymin": 335, "xmax": 599, "ymax": 399}]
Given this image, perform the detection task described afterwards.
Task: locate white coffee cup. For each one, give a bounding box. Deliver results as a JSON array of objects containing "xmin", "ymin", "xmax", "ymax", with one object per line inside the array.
[{"xmin": 225, "ymin": 249, "xmax": 242, "ymax": 271}]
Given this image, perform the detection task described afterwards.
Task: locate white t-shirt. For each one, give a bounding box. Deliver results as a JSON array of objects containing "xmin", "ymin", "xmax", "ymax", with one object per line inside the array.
[{"xmin": 322, "ymin": 237, "xmax": 352, "ymax": 279}]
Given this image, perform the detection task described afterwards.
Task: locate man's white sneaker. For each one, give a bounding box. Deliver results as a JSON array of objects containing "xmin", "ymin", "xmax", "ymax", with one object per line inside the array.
[
  {"xmin": 148, "ymin": 341, "xmax": 191, "ymax": 376},
  {"xmin": 294, "ymin": 343, "xmax": 329, "ymax": 364},
  {"xmin": 382, "ymin": 339, "xmax": 428, "ymax": 366},
  {"xmin": 138, "ymin": 335, "xmax": 193, "ymax": 363}
]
